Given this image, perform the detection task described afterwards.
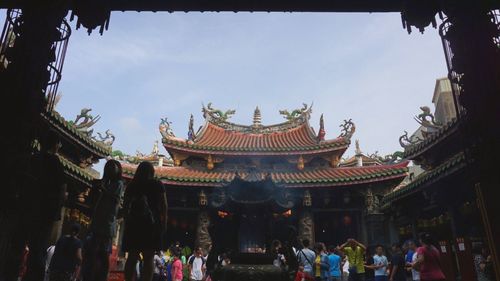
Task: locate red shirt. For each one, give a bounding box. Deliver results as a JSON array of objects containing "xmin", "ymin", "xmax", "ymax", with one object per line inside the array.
[
  {"xmin": 416, "ymin": 246, "xmax": 446, "ymax": 280},
  {"xmin": 295, "ymin": 271, "xmax": 314, "ymax": 281}
]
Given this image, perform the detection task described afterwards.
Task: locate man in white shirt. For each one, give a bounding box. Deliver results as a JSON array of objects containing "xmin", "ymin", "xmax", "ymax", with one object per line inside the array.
[
  {"xmin": 296, "ymin": 239, "xmax": 316, "ymax": 277},
  {"xmin": 188, "ymin": 247, "xmax": 206, "ymax": 281},
  {"xmin": 373, "ymin": 245, "xmax": 389, "ymax": 281},
  {"xmin": 408, "ymin": 241, "xmax": 420, "ymax": 281}
]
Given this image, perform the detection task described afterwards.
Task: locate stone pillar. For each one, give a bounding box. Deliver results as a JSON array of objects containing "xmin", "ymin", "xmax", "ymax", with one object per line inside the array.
[
  {"xmin": 365, "ymin": 213, "xmax": 386, "ymax": 246},
  {"xmin": 195, "ymin": 210, "xmax": 212, "ymax": 252},
  {"xmin": 298, "ymin": 210, "xmax": 314, "ymax": 245}
]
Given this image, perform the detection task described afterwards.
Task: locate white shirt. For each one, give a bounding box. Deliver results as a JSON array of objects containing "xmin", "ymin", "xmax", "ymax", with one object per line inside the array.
[
  {"xmin": 343, "ymin": 258, "xmax": 350, "ymax": 274},
  {"xmin": 411, "ymin": 252, "xmax": 420, "ymax": 280},
  {"xmin": 189, "ymin": 256, "xmax": 205, "ymax": 281}
]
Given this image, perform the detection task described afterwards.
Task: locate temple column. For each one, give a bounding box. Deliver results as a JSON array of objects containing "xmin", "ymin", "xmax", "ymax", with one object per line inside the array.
[
  {"xmin": 439, "ymin": 5, "xmax": 500, "ymax": 279},
  {"xmin": 195, "ymin": 190, "xmax": 212, "ymax": 253},
  {"xmin": 195, "ymin": 211, "xmax": 212, "ymax": 252},
  {"xmin": 363, "ymin": 188, "xmax": 386, "ymax": 246},
  {"xmin": 298, "ymin": 210, "xmax": 314, "ymax": 245}
]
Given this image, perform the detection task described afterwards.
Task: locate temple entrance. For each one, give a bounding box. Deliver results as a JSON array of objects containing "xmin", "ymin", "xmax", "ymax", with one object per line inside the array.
[
  {"xmin": 239, "ymin": 212, "xmax": 266, "ymax": 253},
  {"xmin": 314, "ymin": 211, "xmax": 359, "ymax": 247}
]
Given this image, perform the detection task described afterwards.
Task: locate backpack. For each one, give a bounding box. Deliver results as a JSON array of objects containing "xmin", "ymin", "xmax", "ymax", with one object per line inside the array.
[{"xmin": 128, "ymin": 195, "xmax": 155, "ymax": 225}]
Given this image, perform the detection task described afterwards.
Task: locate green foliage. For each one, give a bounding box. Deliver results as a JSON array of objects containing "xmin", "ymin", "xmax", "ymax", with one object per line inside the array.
[{"xmin": 112, "ymin": 150, "xmax": 124, "ymax": 157}]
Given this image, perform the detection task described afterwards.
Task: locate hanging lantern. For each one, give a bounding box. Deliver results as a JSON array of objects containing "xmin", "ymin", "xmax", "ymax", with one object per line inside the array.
[
  {"xmin": 303, "ymin": 190, "xmax": 312, "ymax": 207},
  {"xmin": 199, "ymin": 190, "xmax": 208, "ymax": 206},
  {"xmin": 297, "ymin": 155, "xmax": 305, "ymax": 170},
  {"xmin": 343, "ymin": 215, "xmax": 352, "ymax": 226},
  {"xmin": 207, "ymin": 155, "xmax": 214, "ymax": 170}
]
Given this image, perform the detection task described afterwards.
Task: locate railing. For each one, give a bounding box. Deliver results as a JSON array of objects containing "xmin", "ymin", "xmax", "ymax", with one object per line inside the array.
[{"xmin": 0, "ymin": 9, "xmax": 71, "ymax": 111}]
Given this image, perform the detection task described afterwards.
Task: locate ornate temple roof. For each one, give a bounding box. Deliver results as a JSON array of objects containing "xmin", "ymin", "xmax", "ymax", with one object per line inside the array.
[
  {"xmin": 42, "ymin": 109, "xmax": 112, "ymax": 158},
  {"xmin": 381, "ymin": 152, "xmax": 468, "ymax": 207},
  {"xmin": 161, "ymin": 104, "xmax": 355, "ymax": 157},
  {"xmin": 122, "ymin": 161, "xmax": 408, "ymax": 188},
  {"xmin": 58, "ymin": 154, "xmax": 96, "ymax": 187}
]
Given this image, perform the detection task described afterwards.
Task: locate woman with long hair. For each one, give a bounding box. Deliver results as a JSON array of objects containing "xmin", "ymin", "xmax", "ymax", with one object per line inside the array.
[
  {"xmin": 413, "ymin": 233, "xmax": 446, "ymax": 281},
  {"xmin": 122, "ymin": 161, "xmax": 168, "ymax": 281},
  {"xmin": 82, "ymin": 159, "xmax": 124, "ymax": 281}
]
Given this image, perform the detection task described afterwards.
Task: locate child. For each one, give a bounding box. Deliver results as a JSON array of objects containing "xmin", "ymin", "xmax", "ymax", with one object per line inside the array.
[{"xmin": 295, "ymin": 265, "xmax": 314, "ymax": 281}]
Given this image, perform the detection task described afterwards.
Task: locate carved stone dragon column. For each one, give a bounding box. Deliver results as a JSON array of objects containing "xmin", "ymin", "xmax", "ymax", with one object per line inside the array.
[
  {"xmin": 195, "ymin": 190, "xmax": 212, "ymax": 252},
  {"xmin": 298, "ymin": 190, "xmax": 314, "ymax": 244}
]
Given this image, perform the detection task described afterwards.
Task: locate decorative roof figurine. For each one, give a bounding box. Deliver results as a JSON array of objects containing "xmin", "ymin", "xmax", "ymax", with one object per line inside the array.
[
  {"xmin": 339, "ymin": 119, "xmax": 356, "ymax": 140},
  {"xmin": 188, "ymin": 114, "xmax": 196, "ymax": 141},
  {"xmin": 317, "ymin": 114, "xmax": 326, "ymax": 141},
  {"xmin": 73, "ymin": 108, "xmax": 101, "ymax": 136},
  {"xmin": 159, "ymin": 117, "xmax": 175, "ymax": 138},
  {"xmin": 399, "ymin": 130, "xmax": 423, "ymax": 148},
  {"xmin": 252, "ymin": 106, "xmax": 262, "ymax": 129},
  {"xmin": 279, "ymin": 103, "xmax": 312, "ymax": 122},
  {"xmin": 202, "ymin": 102, "xmax": 236, "ymax": 124},
  {"xmin": 96, "ymin": 129, "xmax": 115, "ymax": 146},
  {"xmin": 414, "ymin": 106, "xmax": 442, "ymax": 132}
]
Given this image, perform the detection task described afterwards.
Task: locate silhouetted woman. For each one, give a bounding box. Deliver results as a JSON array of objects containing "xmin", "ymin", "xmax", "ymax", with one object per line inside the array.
[
  {"xmin": 122, "ymin": 161, "xmax": 168, "ymax": 281},
  {"xmin": 82, "ymin": 160, "xmax": 124, "ymax": 281}
]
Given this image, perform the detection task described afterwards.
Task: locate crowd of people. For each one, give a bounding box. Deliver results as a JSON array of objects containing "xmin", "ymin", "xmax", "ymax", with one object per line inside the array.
[{"xmin": 270, "ymin": 235, "xmax": 450, "ymax": 281}]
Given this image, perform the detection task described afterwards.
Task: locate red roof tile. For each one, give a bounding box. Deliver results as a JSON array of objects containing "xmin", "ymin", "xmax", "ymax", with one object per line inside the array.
[
  {"xmin": 122, "ymin": 161, "xmax": 408, "ymax": 188},
  {"xmin": 163, "ymin": 122, "xmax": 349, "ymax": 156}
]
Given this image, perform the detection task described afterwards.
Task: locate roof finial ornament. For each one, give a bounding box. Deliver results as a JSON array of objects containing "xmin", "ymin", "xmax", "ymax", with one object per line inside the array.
[
  {"xmin": 253, "ymin": 106, "xmax": 262, "ymax": 128},
  {"xmin": 355, "ymin": 139, "xmax": 362, "ymax": 156},
  {"xmin": 188, "ymin": 114, "xmax": 195, "ymax": 141},
  {"xmin": 317, "ymin": 114, "xmax": 326, "ymax": 141}
]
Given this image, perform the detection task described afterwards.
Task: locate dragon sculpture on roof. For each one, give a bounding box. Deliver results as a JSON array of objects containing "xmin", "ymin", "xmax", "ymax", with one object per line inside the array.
[
  {"xmin": 414, "ymin": 106, "xmax": 442, "ymax": 130},
  {"xmin": 96, "ymin": 129, "xmax": 115, "ymax": 146},
  {"xmin": 73, "ymin": 108, "xmax": 101, "ymax": 136},
  {"xmin": 202, "ymin": 103, "xmax": 236, "ymax": 123},
  {"xmin": 159, "ymin": 117, "xmax": 175, "ymax": 138},
  {"xmin": 279, "ymin": 103, "xmax": 312, "ymax": 121}
]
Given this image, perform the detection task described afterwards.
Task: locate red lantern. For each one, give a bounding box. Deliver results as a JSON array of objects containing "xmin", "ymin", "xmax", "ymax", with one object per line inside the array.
[
  {"xmin": 171, "ymin": 219, "xmax": 178, "ymax": 227},
  {"xmin": 343, "ymin": 215, "xmax": 352, "ymax": 226},
  {"xmin": 180, "ymin": 221, "xmax": 188, "ymax": 229}
]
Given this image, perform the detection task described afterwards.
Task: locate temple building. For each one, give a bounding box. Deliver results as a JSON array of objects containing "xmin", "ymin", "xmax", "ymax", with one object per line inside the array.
[
  {"xmin": 40, "ymin": 106, "xmax": 114, "ymax": 242},
  {"xmin": 121, "ymin": 104, "xmax": 408, "ymax": 253},
  {"xmin": 382, "ymin": 78, "xmax": 486, "ymax": 280}
]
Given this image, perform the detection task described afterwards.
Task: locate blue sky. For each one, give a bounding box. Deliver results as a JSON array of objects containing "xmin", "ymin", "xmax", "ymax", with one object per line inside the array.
[{"xmin": 2, "ymin": 11, "xmax": 447, "ymax": 165}]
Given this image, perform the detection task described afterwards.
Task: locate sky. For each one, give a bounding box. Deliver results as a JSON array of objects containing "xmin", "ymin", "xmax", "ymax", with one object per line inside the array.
[{"xmin": 2, "ymin": 11, "xmax": 447, "ymax": 169}]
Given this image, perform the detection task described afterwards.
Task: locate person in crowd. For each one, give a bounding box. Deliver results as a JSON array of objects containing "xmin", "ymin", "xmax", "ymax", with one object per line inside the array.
[
  {"xmin": 272, "ymin": 240, "xmax": 287, "ymax": 269},
  {"xmin": 6, "ymin": 132, "xmax": 67, "ymax": 281},
  {"xmin": 339, "ymin": 239, "xmax": 366, "ymax": 281},
  {"xmin": 363, "ymin": 247, "xmax": 376, "ymax": 281},
  {"xmin": 48, "ymin": 224, "xmax": 83, "ymax": 281},
  {"xmin": 403, "ymin": 241, "xmax": 414, "ymax": 281},
  {"xmin": 389, "ymin": 244, "xmax": 406, "ymax": 281},
  {"xmin": 82, "ymin": 159, "xmax": 124, "ymax": 281},
  {"xmin": 297, "ymin": 239, "xmax": 316, "ymax": 278},
  {"xmin": 406, "ymin": 241, "xmax": 420, "ymax": 281},
  {"xmin": 171, "ymin": 249, "xmax": 183, "ymax": 281},
  {"xmin": 153, "ymin": 251, "xmax": 164, "ymax": 281},
  {"xmin": 44, "ymin": 245, "xmax": 55, "ymax": 281},
  {"xmin": 370, "ymin": 245, "xmax": 388, "ymax": 281},
  {"xmin": 295, "ymin": 265, "xmax": 315, "ymax": 281},
  {"xmin": 188, "ymin": 247, "xmax": 206, "ymax": 281},
  {"xmin": 328, "ymin": 246, "xmax": 342, "ymax": 281},
  {"xmin": 412, "ymin": 233, "xmax": 445, "ymax": 281},
  {"xmin": 312, "ymin": 243, "xmax": 330, "ymax": 281},
  {"xmin": 122, "ymin": 161, "xmax": 168, "ymax": 281},
  {"xmin": 341, "ymin": 254, "xmax": 350, "ymax": 281},
  {"xmin": 473, "ymin": 245, "xmax": 494, "ymax": 281}
]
